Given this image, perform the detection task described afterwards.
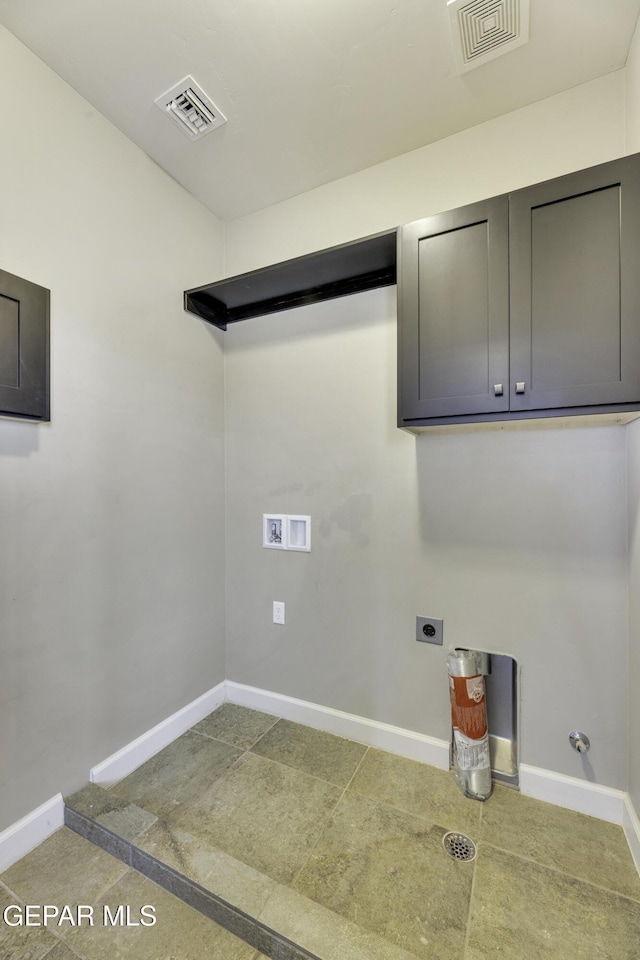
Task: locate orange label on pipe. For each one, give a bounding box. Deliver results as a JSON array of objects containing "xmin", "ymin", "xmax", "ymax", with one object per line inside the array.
[{"xmin": 449, "ymin": 674, "xmax": 488, "ymax": 740}]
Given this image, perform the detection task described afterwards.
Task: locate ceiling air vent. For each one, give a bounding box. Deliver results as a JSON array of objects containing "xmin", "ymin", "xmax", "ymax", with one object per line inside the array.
[
  {"xmin": 448, "ymin": 0, "xmax": 530, "ymax": 73},
  {"xmin": 155, "ymin": 76, "xmax": 226, "ymax": 140}
]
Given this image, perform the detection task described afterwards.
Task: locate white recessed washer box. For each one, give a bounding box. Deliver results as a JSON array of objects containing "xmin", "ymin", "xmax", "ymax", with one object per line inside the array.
[
  {"xmin": 287, "ymin": 515, "xmax": 311, "ymax": 552},
  {"xmin": 263, "ymin": 514, "xmax": 311, "ymax": 551},
  {"xmin": 263, "ymin": 514, "xmax": 286, "ymax": 549}
]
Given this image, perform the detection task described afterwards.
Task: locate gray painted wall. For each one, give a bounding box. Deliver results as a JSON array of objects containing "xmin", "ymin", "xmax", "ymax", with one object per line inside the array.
[
  {"xmin": 0, "ymin": 26, "xmax": 226, "ymax": 830},
  {"xmin": 225, "ymin": 289, "xmax": 629, "ymax": 788},
  {"xmin": 627, "ymin": 421, "xmax": 640, "ymax": 811},
  {"xmin": 625, "ymin": 0, "xmax": 640, "ymax": 821}
]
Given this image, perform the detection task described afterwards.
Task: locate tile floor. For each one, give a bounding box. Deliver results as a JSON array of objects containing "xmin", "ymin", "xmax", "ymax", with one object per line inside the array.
[
  {"xmin": 4, "ymin": 703, "xmax": 640, "ymax": 959},
  {"xmin": 0, "ymin": 828, "xmax": 267, "ymax": 960}
]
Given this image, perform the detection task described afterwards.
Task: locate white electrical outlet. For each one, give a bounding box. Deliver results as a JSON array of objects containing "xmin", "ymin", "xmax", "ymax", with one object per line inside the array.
[{"xmin": 273, "ymin": 601, "xmax": 285, "ymax": 624}]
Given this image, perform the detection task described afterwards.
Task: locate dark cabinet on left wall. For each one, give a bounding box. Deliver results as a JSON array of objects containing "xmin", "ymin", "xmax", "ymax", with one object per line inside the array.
[{"xmin": 0, "ymin": 268, "xmax": 50, "ymax": 420}]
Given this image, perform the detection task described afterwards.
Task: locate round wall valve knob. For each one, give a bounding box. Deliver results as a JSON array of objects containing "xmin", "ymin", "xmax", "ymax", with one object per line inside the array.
[{"xmin": 569, "ymin": 731, "xmax": 590, "ymax": 753}]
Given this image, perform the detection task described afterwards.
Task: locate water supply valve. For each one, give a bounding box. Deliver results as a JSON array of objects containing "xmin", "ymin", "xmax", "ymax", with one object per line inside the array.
[{"xmin": 569, "ymin": 730, "xmax": 590, "ymax": 753}]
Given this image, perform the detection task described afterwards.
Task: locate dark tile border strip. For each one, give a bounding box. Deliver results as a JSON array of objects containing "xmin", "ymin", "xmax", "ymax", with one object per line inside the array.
[
  {"xmin": 65, "ymin": 804, "xmax": 321, "ymax": 960},
  {"xmin": 64, "ymin": 807, "xmax": 133, "ymax": 867}
]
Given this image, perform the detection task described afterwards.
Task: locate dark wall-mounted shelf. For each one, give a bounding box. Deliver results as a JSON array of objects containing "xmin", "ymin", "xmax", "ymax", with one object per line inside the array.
[{"xmin": 184, "ymin": 230, "xmax": 397, "ymax": 330}]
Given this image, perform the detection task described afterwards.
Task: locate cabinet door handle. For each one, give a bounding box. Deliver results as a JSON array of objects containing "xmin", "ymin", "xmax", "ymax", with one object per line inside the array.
[
  {"xmin": 493, "ymin": 383, "xmax": 504, "ymax": 396},
  {"xmin": 515, "ymin": 381, "xmax": 526, "ymax": 394}
]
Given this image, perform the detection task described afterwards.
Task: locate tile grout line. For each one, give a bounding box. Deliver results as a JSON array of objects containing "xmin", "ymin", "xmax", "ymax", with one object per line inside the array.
[
  {"xmin": 244, "ymin": 750, "xmax": 364, "ymax": 792},
  {"xmin": 184, "ymin": 726, "xmax": 262, "ymax": 789},
  {"xmin": 185, "ymin": 714, "xmax": 285, "ymax": 794},
  {"xmin": 202, "ymin": 717, "xmax": 371, "ymax": 794},
  {"xmin": 459, "ymin": 791, "xmax": 485, "ymax": 959},
  {"xmin": 462, "ymin": 850, "xmax": 479, "ymax": 960},
  {"xmin": 189, "ymin": 713, "xmax": 281, "ymax": 752},
  {"xmin": 337, "ymin": 750, "xmax": 484, "ymax": 838},
  {"xmin": 247, "ymin": 715, "xmax": 283, "ymax": 746},
  {"xmin": 478, "ymin": 839, "xmax": 640, "ymax": 905},
  {"xmin": 288, "ymin": 745, "xmax": 371, "ymax": 891},
  {"xmin": 0, "ymin": 877, "xmax": 22, "ymax": 902},
  {"xmin": 187, "ymin": 728, "xmax": 249, "ymax": 748},
  {"xmin": 52, "ymin": 861, "xmax": 140, "ymax": 960},
  {"xmin": 345, "ymin": 788, "xmax": 483, "ymax": 839},
  {"xmin": 45, "ymin": 937, "xmax": 88, "ymax": 960}
]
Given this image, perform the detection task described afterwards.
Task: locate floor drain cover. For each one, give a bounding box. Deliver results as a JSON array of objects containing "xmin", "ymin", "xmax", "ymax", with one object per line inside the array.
[{"xmin": 442, "ymin": 832, "xmax": 477, "ymax": 862}]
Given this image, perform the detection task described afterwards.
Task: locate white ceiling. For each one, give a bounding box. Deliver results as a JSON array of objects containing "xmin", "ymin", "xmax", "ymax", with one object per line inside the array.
[{"xmin": 0, "ymin": 0, "xmax": 639, "ymax": 221}]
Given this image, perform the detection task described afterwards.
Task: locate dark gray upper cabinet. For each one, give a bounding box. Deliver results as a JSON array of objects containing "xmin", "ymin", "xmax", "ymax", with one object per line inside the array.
[
  {"xmin": 0, "ymin": 268, "xmax": 50, "ymax": 421},
  {"xmin": 510, "ymin": 156, "xmax": 640, "ymax": 412},
  {"xmin": 398, "ymin": 154, "xmax": 640, "ymax": 428},
  {"xmin": 398, "ymin": 196, "xmax": 509, "ymax": 420}
]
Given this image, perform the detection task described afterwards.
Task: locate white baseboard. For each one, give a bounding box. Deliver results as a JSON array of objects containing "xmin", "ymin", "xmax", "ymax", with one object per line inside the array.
[
  {"xmin": 86, "ymin": 679, "xmax": 630, "ymax": 833},
  {"xmin": 623, "ymin": 793, "xmax": 640, "ymax": 874},
  {"xmin": 4, "ymin": 682, "xmax": 637, "ymax": 880},
  {"xmin": 519, "ymin": 763, "xmax": 625, "ymax": 824},
  {"xmin": 91, "ymin": 681, "xmax": 226, "ymax": 787},
  {"xmin": 228, "ymin": 681, "xmax": 629, "ymax": 827},
  {"xmin": 0, "ymin": 794, "xmax": 64, "ymax": 874},
  {"xmin": 226, "ymin": 681, "xmax": 450, "ymax": 770},
  {"xmin": 81, "ymin": 678, "xmax": 631, "ymax": 844}
]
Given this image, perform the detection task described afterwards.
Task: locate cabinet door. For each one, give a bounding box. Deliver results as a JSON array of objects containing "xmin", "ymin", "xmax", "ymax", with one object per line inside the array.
[
  {"xmin": 509, "ymin": 156, "xmax": 640, "ymax": 412},
  {"xmin": 0, "ymin": 269, "xmax": 50, "ymax": 420},
  {"xmin": 398, "ymin": 196, "xmax": 509, "ymax": 422}
]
